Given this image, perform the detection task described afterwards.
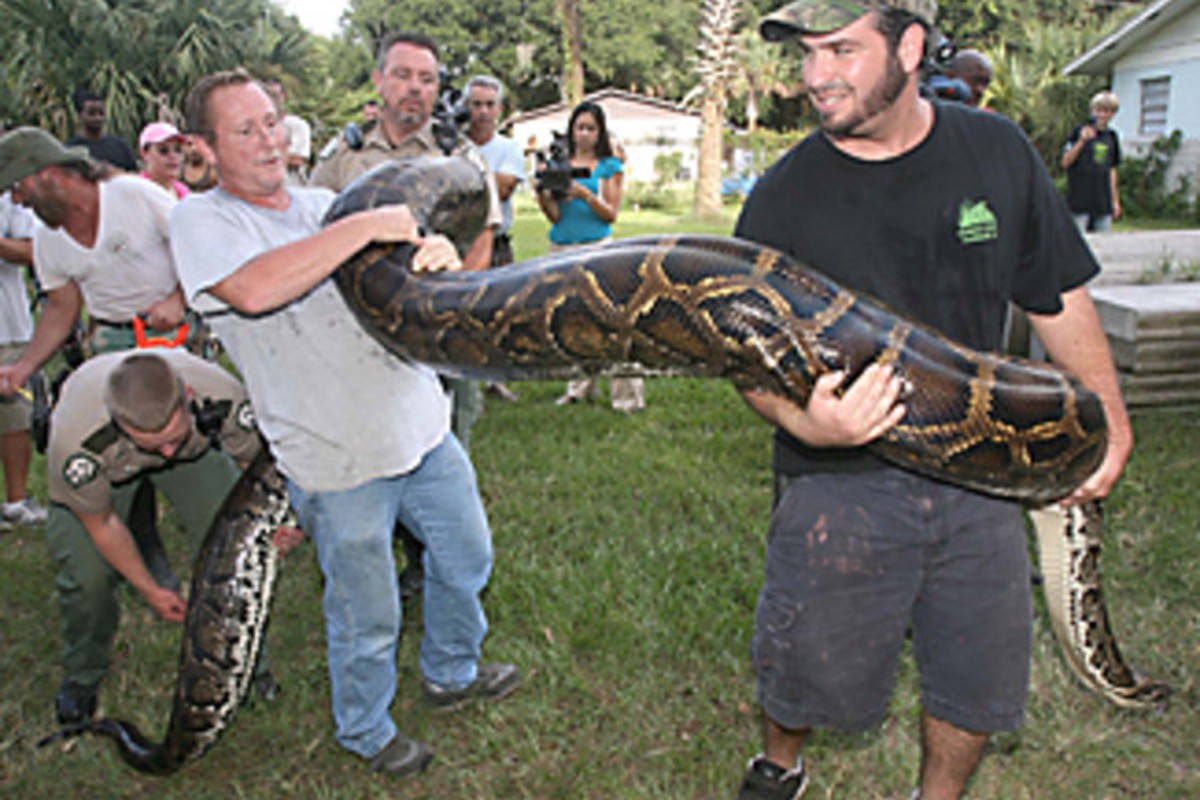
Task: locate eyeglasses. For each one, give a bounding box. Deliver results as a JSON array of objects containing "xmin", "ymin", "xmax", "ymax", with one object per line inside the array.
[{"xmin": 150, "ymin": 143, "xmax": 183, "ymax": 155}]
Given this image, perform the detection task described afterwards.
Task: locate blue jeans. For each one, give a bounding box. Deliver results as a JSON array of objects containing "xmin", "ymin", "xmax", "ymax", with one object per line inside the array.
[
  {"xmin": 1072, "ymin": 212, "xmax": 1112, "ymax": 233},
  {"xmin": 286, "ymin": 434, "xmax": 493, "ymax": 758}
]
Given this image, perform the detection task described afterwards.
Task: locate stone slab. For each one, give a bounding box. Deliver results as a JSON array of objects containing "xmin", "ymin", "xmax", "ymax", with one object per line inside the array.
[{"xmin": 1090, "ymin": 283, "xmax": 1200, "ymax": 340}]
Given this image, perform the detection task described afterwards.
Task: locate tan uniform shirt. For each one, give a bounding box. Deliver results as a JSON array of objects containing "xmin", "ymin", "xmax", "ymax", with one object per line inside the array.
[
  {"xmin": 48, "ymin": 349, "xmax": 260, "ymax": 515},
  {"xmin": 309, "ymin": 118, "xmax": 503, "ymax": 231}
]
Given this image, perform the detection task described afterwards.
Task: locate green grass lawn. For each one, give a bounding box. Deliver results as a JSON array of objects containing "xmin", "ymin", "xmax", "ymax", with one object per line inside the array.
[{"xmin": 0, "ymin": 201, "xmax": 1196, "ymax": 799}]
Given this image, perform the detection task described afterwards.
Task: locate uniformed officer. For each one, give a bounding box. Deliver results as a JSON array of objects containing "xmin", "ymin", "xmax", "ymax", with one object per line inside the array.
[
  {"xmin": 310, "ymin": 30, "xmax": 504, "ymax": 601},
  {"xmin": 45, "ymin": 349, "xmax": 301, "ymax": 724}
]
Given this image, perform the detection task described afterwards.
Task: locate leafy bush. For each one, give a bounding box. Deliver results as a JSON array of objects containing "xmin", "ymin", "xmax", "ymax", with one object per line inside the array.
[
  {"xmin": 1118, "ymin": 130, "xmax": 1196, "ymax": 222},
  {"xmin": 623, "ymin": 180, "xmax": 687, "ymax": 213}
]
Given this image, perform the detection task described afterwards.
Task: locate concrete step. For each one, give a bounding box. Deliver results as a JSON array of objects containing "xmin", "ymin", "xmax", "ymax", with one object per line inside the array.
[
  {"xmin": 1090, "ymin": 283, "xmax": 1200, "ymax": 340},
  {"xmin": 1110, "ymin": 336, "xmax": 1200, "ymax": 373},
  {"xmin": 1118, "ymin": 370, "xmax": 1200, "ymax": 407}
]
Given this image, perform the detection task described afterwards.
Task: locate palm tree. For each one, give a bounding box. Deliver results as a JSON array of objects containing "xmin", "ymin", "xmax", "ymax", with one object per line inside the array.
[
  {"xmin": 0, "ymin": 0, "xmax": 313, "ymax": 143},
  {"xmin": 692, "ymin": 0, "xmax": 741, "ymax": 219}
]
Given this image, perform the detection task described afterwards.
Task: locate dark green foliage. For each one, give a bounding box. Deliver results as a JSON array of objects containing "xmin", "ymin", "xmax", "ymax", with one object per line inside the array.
[
  {"xmin": 0, "ymin": 0, "xmax": 316, "ymax": 144},
  {"xmin": 1119, "ymin": 131, "xmax": 1198, "ymax": 222}
]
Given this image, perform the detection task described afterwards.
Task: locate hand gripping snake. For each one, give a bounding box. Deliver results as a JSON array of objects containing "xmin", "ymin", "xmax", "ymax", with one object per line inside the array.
[{"xmin": 37, "ymin": 155, "xmax": 1167, "ymax": 775}]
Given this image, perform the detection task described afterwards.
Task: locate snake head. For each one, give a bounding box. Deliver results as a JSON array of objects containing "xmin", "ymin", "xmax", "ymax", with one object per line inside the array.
[{"xmin": 323, "ymin": 156, "xmax": 489, "ymax": 255}]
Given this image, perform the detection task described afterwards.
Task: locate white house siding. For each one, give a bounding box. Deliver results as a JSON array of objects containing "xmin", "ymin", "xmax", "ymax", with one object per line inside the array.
[
  {"xmin": 509, "ymin": 91, "xmax": 703, "ymax": 185},
  {"xmin": 1114, "ymin": 68, "xmax": 1200, "ymax": 194}
]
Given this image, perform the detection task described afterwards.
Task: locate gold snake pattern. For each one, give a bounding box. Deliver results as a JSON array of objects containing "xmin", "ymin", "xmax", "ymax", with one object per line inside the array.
[{"xmin": 326, "ymin": 157, "xmax": 1107, "ymax": 503}]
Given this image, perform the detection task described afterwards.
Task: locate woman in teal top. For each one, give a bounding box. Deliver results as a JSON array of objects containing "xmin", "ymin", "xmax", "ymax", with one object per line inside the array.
[
  {"xmin": 537, "ymin": 101, "xmax": 624, "ymax": 245},
  {"xmin": 536, "ymin": 102, "xmax": 643, "ymax": 411}
]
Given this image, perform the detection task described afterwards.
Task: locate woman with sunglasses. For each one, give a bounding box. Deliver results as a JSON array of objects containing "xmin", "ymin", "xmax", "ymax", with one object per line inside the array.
[{"xmin": 138, "ymin": 122, "xmax": 189, "ymax": 200}]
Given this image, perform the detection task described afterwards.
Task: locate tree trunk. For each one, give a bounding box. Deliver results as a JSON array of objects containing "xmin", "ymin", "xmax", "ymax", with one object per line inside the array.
[
  {"xmin": 557, "ymin": 0, "xmax": 585, "ymax": 106},
  {"xmin": 693, "ymin": 0, "xmax": 741, "ymax": 219},
  {"xmin": 694, "ymin": 91, "xmax": 725, "ymax": 219},
  {"xmin": 745, "ymin": 85, "xmax": 759, "ymax": 134}
]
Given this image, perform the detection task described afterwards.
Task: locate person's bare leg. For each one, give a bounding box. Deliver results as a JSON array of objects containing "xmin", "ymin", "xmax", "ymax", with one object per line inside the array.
[
  {"xmin": 763, "ymin": 715, "xmax": 810, "ymax": 770},
  {"xmin": 917, "ymin": 711, "xmax": 988, "ymax": 800},
  {"xmin": 1, "ymin": 430, "xmax": 32, "ymax": 503}
]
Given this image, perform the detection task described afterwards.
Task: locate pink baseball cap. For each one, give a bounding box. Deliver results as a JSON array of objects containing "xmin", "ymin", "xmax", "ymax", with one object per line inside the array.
[{"xmin": 139, "ymin": 122, "xmax": 186, "ymax": 150}]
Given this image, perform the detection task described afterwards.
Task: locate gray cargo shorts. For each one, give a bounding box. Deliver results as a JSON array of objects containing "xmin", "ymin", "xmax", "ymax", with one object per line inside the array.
[{"xmin": 753, "ymin": 468, "xmax": 1032, "ymax": 734}]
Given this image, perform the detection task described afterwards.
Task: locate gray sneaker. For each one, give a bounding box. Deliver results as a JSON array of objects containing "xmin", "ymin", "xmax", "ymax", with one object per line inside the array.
[
  {"xmin": 3, "ymin": 498, "xmax": 47, "ymax": 526},
  {"xmin": 737, "ymin": 755, "xmax": 808, "ymax": 799},
  {"xmin": 368, "ymin": 734, "xmax": 434, "ymax": 778},
  {"xmin": 422, "ymin": 662, "xmax": 521, "ymax": 711}
]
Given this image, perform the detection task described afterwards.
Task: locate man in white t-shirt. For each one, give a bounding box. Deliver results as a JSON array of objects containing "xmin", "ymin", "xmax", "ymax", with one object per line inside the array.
[
  {"xmin": 464, "ymin": 75, "xmax": 526, "ymax": 266},
  {"xmin": 0, "ymin": 126, "xmax": 190, "ymax": 586},
  {"xmin": 0, "ymin": 127, "xmax": 187, "ymax": 388},
  {"xmin": 0, "ymin": 188, "xmax": 46, "ymax": 527}
]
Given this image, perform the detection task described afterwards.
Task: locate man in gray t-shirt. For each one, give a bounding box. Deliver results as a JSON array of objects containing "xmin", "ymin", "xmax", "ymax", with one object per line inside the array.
[{"xmin": 171, "ymin": 65, "xmax": 518, "ymax": 780}]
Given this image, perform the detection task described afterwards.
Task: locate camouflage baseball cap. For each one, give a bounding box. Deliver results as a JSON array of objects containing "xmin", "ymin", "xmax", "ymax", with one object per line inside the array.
[
  {"xmin": 0, "ymin": 127, "xmax": 91, "ymax": 190},
  {"xmin": 760, "ymin": 0, "xmax": 937, "ymax": 41}
]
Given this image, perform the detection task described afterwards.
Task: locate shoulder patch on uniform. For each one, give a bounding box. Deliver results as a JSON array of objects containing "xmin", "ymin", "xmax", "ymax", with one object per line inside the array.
[
  {"xmin": 235, "ymin": 400, "xmax": 256, "ymax": 431},
  {"xmin": 63, "ymin": 452, "xmax": 100, "ymax": 489},
  {"xmin": 81, "ymin": 423, "xmax": 121, "ymax": 455}
]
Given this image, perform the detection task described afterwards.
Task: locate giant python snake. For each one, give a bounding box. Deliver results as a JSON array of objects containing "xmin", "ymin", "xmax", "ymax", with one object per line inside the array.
[{"xmin": 38, "ymin": 156, "xmax": 1168, "ymax": 775}]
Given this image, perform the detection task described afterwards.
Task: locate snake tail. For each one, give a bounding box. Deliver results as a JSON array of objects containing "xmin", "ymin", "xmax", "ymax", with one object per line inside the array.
[
  {"xmin": 37, "ymin": 450, "xmax": 294, "ymax": 774},
  {"xmin": 1028, "ymin": 503, "xmax": 1171, "ymax": 709}
]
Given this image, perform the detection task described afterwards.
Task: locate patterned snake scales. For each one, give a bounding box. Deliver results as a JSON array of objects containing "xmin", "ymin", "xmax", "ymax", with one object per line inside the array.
[{"xmin": 39, "ymin": 156, "xmax": 1168, "ymax": 774}]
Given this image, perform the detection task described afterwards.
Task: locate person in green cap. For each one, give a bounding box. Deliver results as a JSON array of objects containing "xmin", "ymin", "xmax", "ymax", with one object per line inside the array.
[
  {"xmin": 733, "ymin": 2, "xmax": 1132, "ymax": 799},
  {"xmin": 0, "ymin": 126, "xmax": 187, "ymax": 368},
  {"xmin": 0, "ymin": 125, "xmax": 193, "ymax": 592}
]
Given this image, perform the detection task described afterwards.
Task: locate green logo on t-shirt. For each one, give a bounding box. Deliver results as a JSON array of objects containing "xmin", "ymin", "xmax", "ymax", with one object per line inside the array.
[
  {"xmin": 957, "ymin": 200, "xmax": 998, "ymax": 245},
  {"xmin": 1092, "ymin": 142, "xmax": 1110, "ymax": 166}
]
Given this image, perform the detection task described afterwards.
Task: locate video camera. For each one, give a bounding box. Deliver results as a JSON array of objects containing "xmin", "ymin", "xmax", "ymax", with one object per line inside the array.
[
  {"xmin": 432, "ymin": 66, "xmax": 470, "ymax": 155},
  {"xmin": 534, "ymin": 131, "xmax": 590, "ymax": 200},
  {"xmin": 920, "ymin": 34, "xmax": 971, "ymax": 104}
]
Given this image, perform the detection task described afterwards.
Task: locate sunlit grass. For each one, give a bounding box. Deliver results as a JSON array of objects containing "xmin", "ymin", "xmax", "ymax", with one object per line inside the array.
[{"xmin": 0, "ymin": 202, "xmax": 1195, "ymax": 798}]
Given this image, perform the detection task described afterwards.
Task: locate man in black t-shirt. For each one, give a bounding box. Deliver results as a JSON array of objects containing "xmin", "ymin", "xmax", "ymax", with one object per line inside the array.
[
  {"xmin": 66, "ymin": 88, "xmax": 137, "ymax": 172},
  {"xmin": 1062, "ymin": 90, "xmax": 1122, "ymax": 233},
  {"xmin": 733, "ymin": 3, "xmax": 1133, "ymax": 800}
]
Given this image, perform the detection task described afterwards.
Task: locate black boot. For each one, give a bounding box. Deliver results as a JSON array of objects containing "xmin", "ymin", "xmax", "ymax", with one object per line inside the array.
[{"xmin": 55, "ymin": 679, "xmax": 98, "ymax": 725}]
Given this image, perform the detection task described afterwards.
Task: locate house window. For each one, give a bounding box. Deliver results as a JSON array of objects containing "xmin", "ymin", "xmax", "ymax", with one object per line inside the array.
[{"xmin": 1138, "ymin": 77, "xmax": 1170, "ymax": 136}]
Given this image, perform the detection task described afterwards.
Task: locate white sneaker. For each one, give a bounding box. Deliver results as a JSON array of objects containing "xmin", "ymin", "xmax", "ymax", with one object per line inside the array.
[{"xmin": 3, "ymin": 498, "xmax": 48, "ymax": 525}]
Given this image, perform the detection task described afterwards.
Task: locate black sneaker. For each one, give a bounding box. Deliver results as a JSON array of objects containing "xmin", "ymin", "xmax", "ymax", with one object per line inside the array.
[
  {"xmin": 55, "ymin": 679, "xmax": 98, "ymax": 725},
  {"xmin": 737, "ymin": 754, "xmax": 808, "ymax": 800},
  {"xmin": 422, "ymin": 662, "xmax": 521, "ymax": 711},
  {"xmin": 368, "ymin": 733, "xmax": 434, "ymax": 778}
]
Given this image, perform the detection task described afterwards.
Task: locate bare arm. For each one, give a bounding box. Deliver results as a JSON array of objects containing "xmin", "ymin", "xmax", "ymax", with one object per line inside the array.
[
  {"xmin": 1060, "ymin": 125, "xmax": 1095, "ymax": 170},
  {"xmin": 76, "ymin": 508, "xmax": 186, "ymax": 622},
  {"xmin": 462, "ymin": 227, "xmax": 495, "ymax": 271},
  {"xmin": 1027, "ymin": 286, "xmax": 1132, "ymax": 503},
  {"xmin": 495, "ymin": 173, "xmax": 520, "ymax": 202},
  {"xmin": 138, "ymin": 285, "xmax": 188, "ymax": 330},
  {"xmin": 0, "ymin": 281, "xmax": 82, "ymax": 392},
  {"xmin": 205, "ymin": 205, "xmax": 443, "ymax": 314},
  {"xmin": 1110, "ymin": 168, "xmax": 1121, "ymax": 220},
  {"xmin": 0, "ymin": 236, "xmax": 32, "ymax": 265},
  {"xmin": 568, "ymin": 171, "xmax": 623, "ymax": 225},
  {"xmin": 536, "ymin": 187, "xmax": 561, "ymax": 225}
]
